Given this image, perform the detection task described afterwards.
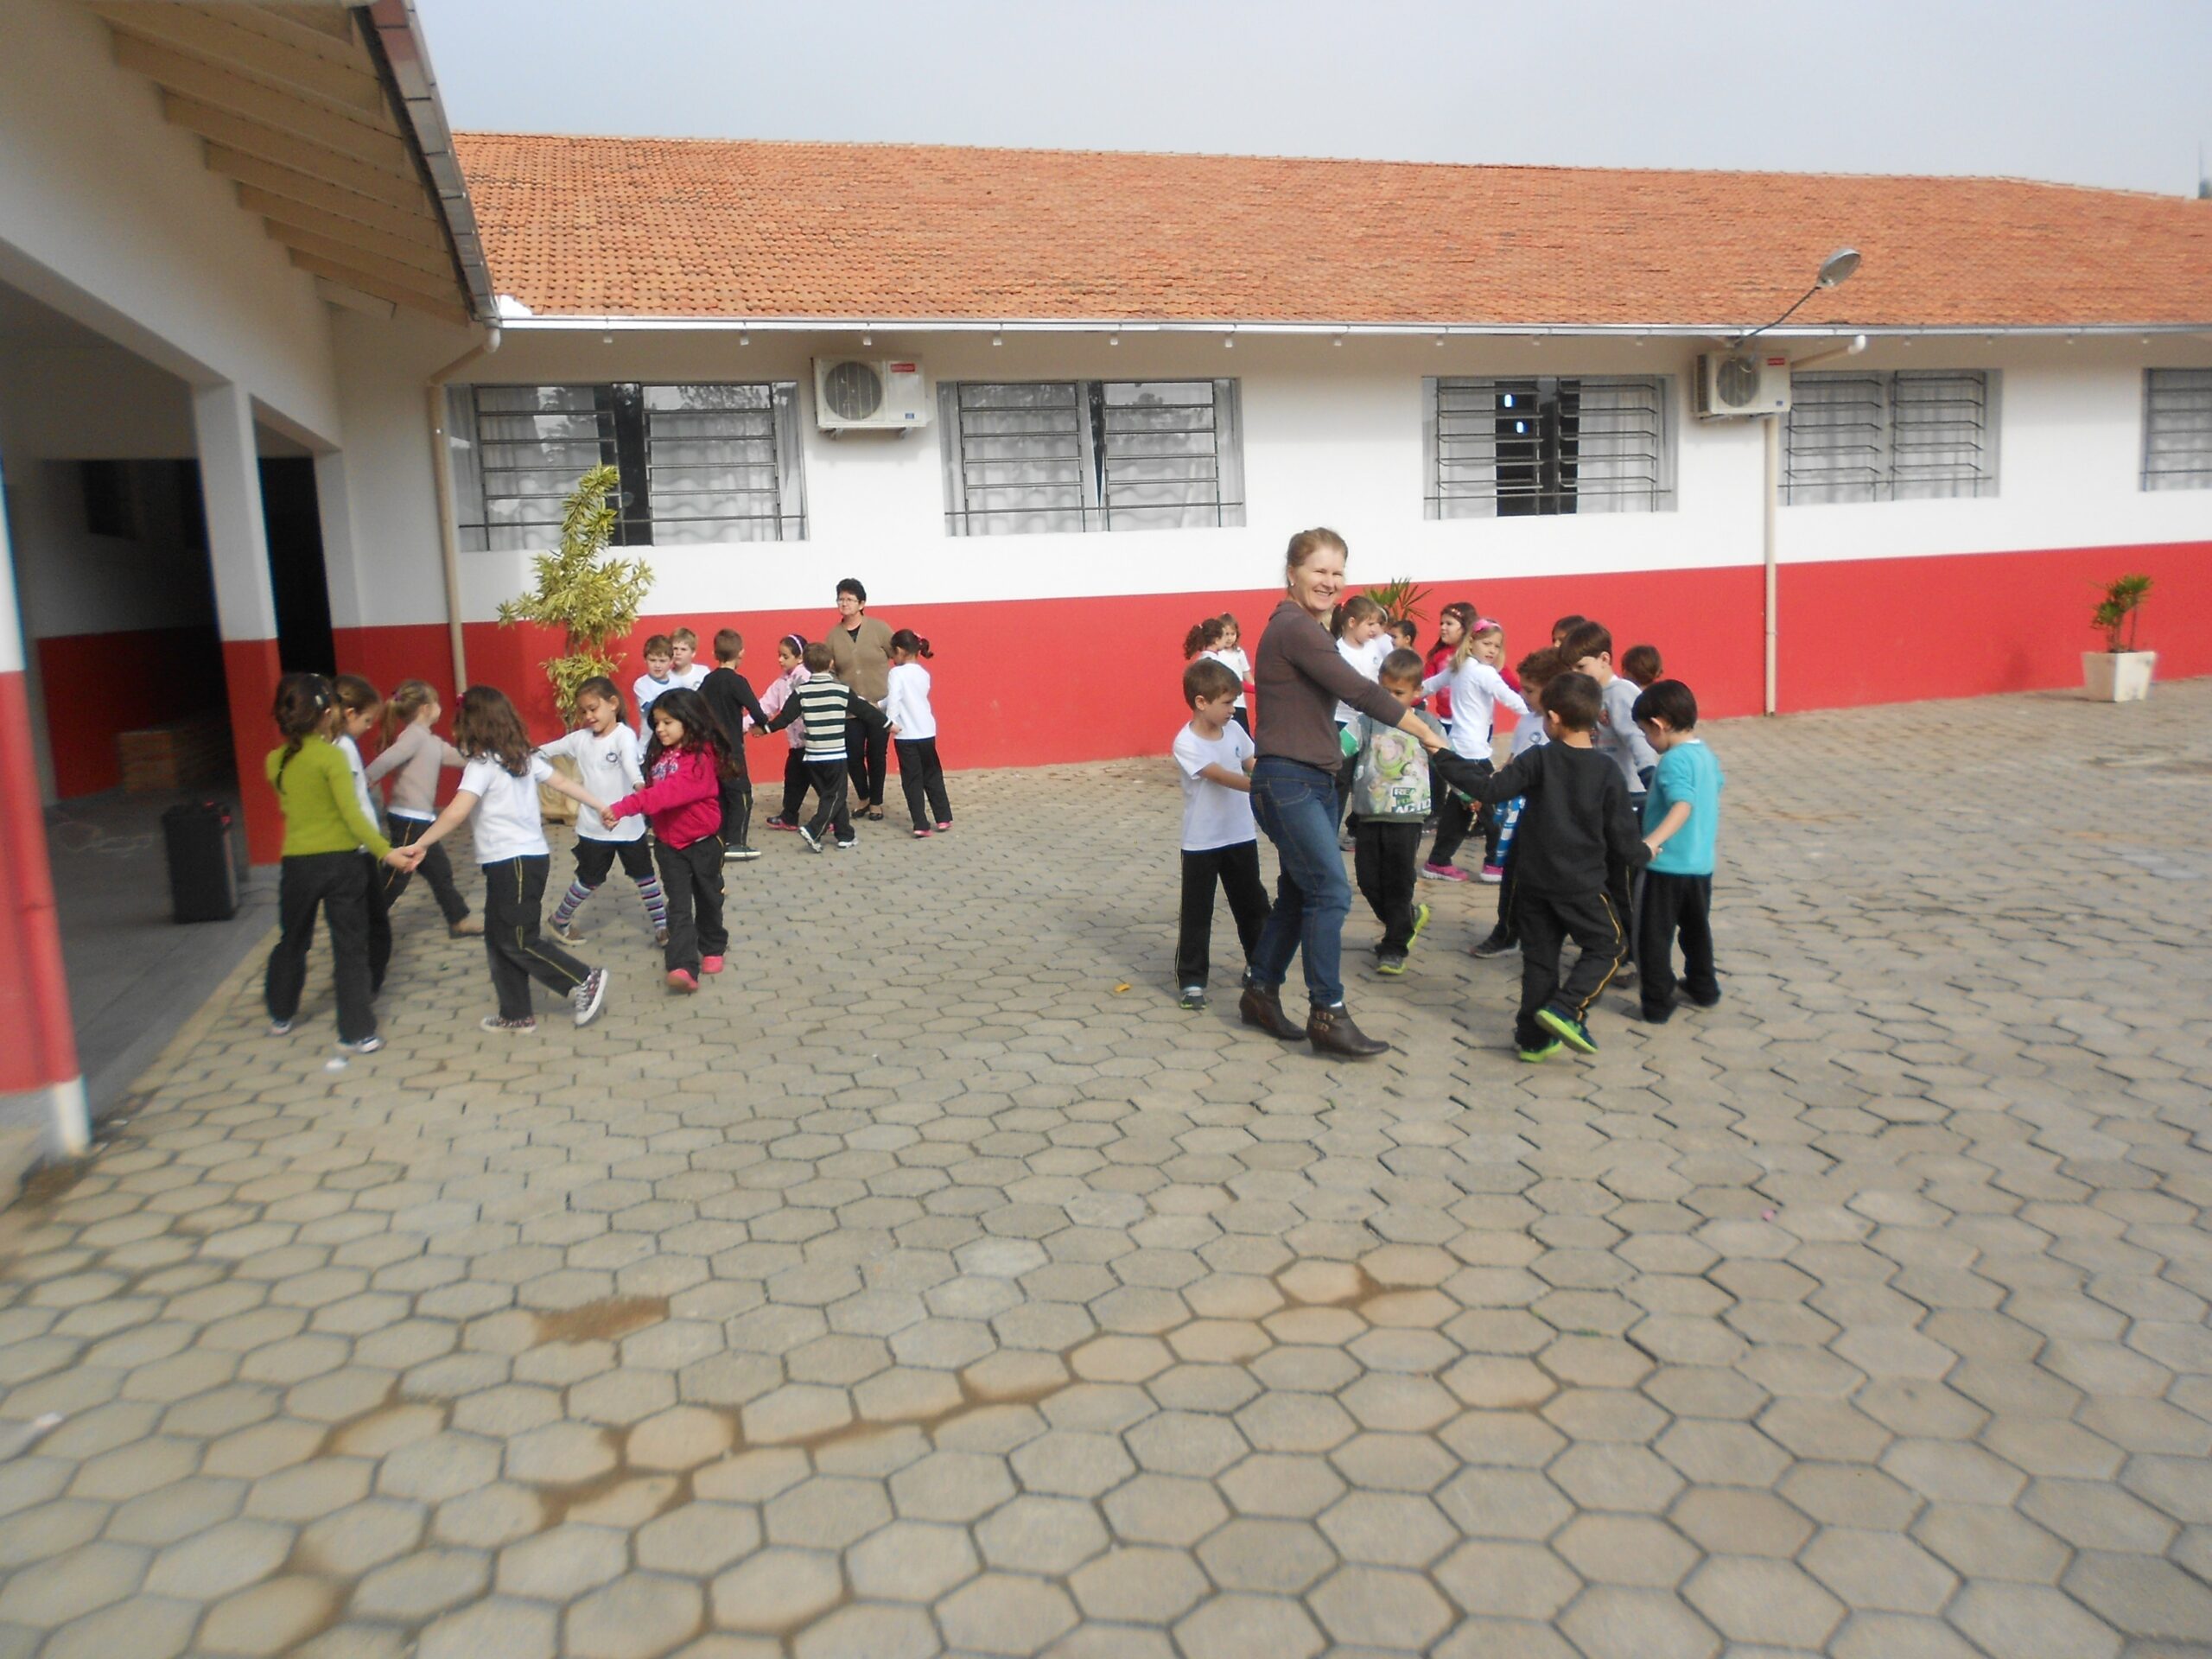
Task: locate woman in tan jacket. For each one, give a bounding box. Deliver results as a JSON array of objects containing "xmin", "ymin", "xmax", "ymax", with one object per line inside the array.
[{"xmin": 827, "ymin": 577, "xmax": 894, "ymax": 819}]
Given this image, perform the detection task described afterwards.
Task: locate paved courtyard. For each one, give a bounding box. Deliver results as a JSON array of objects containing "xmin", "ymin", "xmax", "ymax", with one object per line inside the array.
[{"xmin": 2, "ymin": 681, "xmax": 2210, "ymax": 1659}]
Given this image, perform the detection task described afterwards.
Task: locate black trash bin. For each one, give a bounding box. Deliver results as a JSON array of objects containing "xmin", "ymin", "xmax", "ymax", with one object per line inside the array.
[{"xmin": 161, "ymin": 801, "xmax": 244, "ymax": 923}]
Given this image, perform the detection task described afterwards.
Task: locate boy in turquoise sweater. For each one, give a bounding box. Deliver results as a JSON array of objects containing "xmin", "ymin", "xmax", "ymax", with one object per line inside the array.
[{"xmin": 1631, "ymin": 679, "xmax": 1724, "ymax": 1022}]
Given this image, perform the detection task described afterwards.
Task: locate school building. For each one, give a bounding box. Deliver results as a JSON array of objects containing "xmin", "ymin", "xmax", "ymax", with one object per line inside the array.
[{"xmin": 3, "ymin": 0, "xmax": 2210, "ymax": 1151}]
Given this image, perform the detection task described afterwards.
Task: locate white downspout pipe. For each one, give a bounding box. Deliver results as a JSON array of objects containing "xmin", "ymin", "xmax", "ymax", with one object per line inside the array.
[
  {"xmin": 426, "ymin": 326, "xmax": 500, "ymax": 693},
  {"xmin": 1763, "ymin": 413, "xmax": 1780, "ymax": 717}
]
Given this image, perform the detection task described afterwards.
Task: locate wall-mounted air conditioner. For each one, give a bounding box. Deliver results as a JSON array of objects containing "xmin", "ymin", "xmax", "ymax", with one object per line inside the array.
[
  {"xmin": 1694, "ymin": 351, "xmax": 1793, "ymax": 419},
  {"xmin": 813, "ymin": 358, "xmax": 931, "ymax": 430}
]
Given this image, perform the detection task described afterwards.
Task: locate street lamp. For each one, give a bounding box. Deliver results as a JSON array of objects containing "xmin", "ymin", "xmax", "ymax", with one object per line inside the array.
[{"xmin": 1758, "ymin": 249, "xmax": 1862, "ymax": 716}]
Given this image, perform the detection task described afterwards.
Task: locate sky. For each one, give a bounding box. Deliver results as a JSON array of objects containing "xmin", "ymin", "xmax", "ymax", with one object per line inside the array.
[{"xmin": 423, "ymin": 0, "xmax": 2212, "ymax": 196}]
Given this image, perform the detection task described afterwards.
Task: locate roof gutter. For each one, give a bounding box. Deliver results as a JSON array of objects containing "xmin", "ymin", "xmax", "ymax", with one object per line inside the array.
[
  {"xmin": 361, "ymin": 0, "xmax": 498, "ymax": 325},
  {"xmin": 490, "ymin": 316, "xmax": 2212, "ymax": 340}
]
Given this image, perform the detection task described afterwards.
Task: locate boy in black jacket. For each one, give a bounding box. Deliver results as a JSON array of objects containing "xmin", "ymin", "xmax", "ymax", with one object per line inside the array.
[
  {"xmin": 700, "ymin": 630, "xmax": 772, "ymax": 862},
  {"xmin": 1433, "ymin": 671, "xmax": 1650, "ymax": 1060}
]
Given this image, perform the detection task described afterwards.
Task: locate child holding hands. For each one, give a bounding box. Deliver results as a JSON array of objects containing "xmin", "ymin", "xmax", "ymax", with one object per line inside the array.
[{"xmin": 391, "ymin": 686, "xmax": 611, "ymax": 1034}]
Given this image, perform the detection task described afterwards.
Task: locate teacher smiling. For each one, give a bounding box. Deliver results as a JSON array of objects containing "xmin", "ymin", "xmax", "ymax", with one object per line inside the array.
[{"xmin": 1244, "ymin": 528, "xmax": 1447, "ymax": 1058}]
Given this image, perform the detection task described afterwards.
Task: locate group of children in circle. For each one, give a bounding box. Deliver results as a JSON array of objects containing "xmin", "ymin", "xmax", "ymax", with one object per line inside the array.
[
  {"xmin": 1177, "ymin": 602, "xmax": 1724, "ymax": 1060},
  {"xmin": 262, "ymin": 613, "xmax": 949, "ymax": 1052}
]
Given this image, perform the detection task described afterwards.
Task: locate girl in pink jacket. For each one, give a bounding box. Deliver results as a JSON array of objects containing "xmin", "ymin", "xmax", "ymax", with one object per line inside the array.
[{"xmin": 605, "ymin": 687, "xmax": 734, "ymax": 993}]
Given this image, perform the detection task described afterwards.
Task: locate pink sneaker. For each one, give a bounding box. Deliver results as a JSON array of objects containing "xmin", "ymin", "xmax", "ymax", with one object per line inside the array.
[
  {"xmin": 1479, "ymin": 863, "xmax": 1505, "ymax": 883},
  {"xmin": 1420, "ymin": 861, "xmax": 1471, "ymax": 883},
  {"xmin": 701, "ymin": 956, "xmax": 724, "ymax": 975},
  {"xmin": 666, "ymin": 969, "xmax": 698, "ymax": 994}
]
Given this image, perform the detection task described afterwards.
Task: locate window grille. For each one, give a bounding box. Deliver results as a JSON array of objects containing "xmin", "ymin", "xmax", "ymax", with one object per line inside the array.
[
  {"xmin": 642, "ymin": 384, "xmax": 805, "ymax": 543},
  {"xmin": 1424, "ymin": 377, "xmax": 1672, "ymax": 518},
  {"xmin": 939, "ymin": 379, "xmax": 1244, "ymax": 536},
  {"xmin": 1783, "ymin": 370, "xmax": 1998, "ymax": 504},
  {"xmin": 2143, "ymin": 369, "xmax": 2212, "ymax": 491},
  {"xmin": 448, "ymin": 382, "xmax": 806, "ymax": 550}
]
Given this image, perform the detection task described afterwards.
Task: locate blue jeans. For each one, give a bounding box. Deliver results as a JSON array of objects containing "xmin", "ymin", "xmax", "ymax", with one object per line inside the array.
[{"xmin": 1249, "ymin": 756, "xmax": 1351, "ymax": 1008}]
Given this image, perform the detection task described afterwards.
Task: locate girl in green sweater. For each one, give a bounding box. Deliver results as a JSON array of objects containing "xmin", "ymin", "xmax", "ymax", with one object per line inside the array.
[{"xmin": 264, "ymin": 674, "xmax": 414, "ymax": 1052}]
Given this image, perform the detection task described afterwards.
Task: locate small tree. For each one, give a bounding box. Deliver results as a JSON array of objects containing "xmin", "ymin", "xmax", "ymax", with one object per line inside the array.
[
  {"xmin": 1363, "ymin": 576, "xmax": 1434, "ymax": 629},
  {"xmin": 495, "ymin": 465, "xmax": 654, "ymax": 721},
  {"xmin": 2092, "ymin": 573, "xmax": 2152, "ymax": 653}
]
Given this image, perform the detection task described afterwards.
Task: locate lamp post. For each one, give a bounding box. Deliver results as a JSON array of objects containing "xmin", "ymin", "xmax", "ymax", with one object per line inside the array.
[{"xmin": 1748, "ymin": 248, "xmax": 1861, "ymax": 715}]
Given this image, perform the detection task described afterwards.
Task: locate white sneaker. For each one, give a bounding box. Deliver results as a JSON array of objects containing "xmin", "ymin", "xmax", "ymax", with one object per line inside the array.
[
  {"xmin": 572, "ymin": 968, "xmax": 609, "ymax": 1027},
  {"xmin": 336, "ymin": 1035, "xmax": 385, "ymax": 1056},
  {"xmin": 798, "ymin": 825, "xmax": 823, "ymax": 854},
  {"xmin": 268, "ymin": 1020, "xmax": 294, "ymax": 1037}
]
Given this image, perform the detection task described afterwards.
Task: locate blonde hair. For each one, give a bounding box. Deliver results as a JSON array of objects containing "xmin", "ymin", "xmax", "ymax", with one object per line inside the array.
[
  {"xmin": 1452, "ymin": 620, "xmax": 1503, "ymax": 671},
  {"xmin": 382, "ymin": 678, "xmax": 440, "ymax": 743}
]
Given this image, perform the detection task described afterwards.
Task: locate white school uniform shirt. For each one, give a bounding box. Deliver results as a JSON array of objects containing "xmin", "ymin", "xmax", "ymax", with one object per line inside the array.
[
  {"xmin": 678, "ymin": 664, "xmax": 709, "ymax": 690},
  {"xmin": 1205, "ymin": 646, "xmax": 1251, "ymax": 709},
  {"xmin": 1172, "ymin": 720, "xmax": 1257, "ymax": 852},
  {"xmin": 458, "ymin": 753, "xmax": 553, "ymax": 863},
  {"xmin": 1332, "ymin": 634, "xmax": 1391, "ymax": 728},
  {"xmin": 1509, "ymin": 716, "xmax": 1549, "ymax": 761},
  {"xmin": 537, "ymin": 726, "xmax": 646, "ymax": 842},
  {"xmin": 632, "ymin": 671, "xmax": 679, "ymax": 735},
  {"xmin": 335, "ymin": 734, "xmax": 378, "ymax": 847},
  {"xmin": 1421, "ymin": 658, "xmax": 1529, "ymax": 762},
  {"xmin": 883, "ymin": 661, "xmax": 938, "ymax": 740}
]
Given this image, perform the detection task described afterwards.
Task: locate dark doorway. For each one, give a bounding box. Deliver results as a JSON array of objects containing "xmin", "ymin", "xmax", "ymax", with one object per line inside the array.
[{"xmin": 258, "ymin": 457, "xmax": 335, "ymax": 676}]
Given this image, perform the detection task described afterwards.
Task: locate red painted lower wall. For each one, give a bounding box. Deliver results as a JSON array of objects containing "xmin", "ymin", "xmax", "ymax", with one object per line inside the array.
[
  {"xmin": 328, "ymin": 540, "xmax": 2204, "ymax": 772},
  {"xmin": 36, "ymin": 626, "xmax": 226, "ymax": 798},
  {"xmin": 221, "ymin": 638, "xmax": 286, "ymax": 865},
  {"xmin": 0, "ymin": 669, "xmax": 80, "ymax": 1095},
  {"xmin": 332, "ymin": 565, "xmax": 1764, "ymax": 768},
  {"xmin": 1779, "ymin": 541, "xmax": 2211, "ymax": 712}
]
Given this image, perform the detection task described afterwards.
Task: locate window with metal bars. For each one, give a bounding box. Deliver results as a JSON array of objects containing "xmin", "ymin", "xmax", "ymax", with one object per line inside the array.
[
  {"xmin": 938, "ymin": 379, "xmax": 1245, "ymax": 536},
  {"xmin": 1783, "ymin": 370, "xmax": 1999, "ymax": 504},
  {"xmin": 2142, "ymin": 369, "xmax": 2212, "ymax": 491},
  {"xmin": 447, "ymin": 382, "xmax": 805, "ymax": 550},
  {"xmin": 1423, "ymin": 376, "xmax": 1672, "ymax": 518}
]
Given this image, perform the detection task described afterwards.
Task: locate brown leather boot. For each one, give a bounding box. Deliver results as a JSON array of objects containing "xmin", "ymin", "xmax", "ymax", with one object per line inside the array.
[
  {"xmin": 1238, "ymin": 984, "xmax": 1306, "ymax": 1041},
  {"xmin": 1307, "ymin": 1002, "xmax": 1389, "ymax": 1058}
]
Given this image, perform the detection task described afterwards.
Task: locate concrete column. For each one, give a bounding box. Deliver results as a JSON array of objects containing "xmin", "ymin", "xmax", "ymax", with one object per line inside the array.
[
  {"xmin": 193, "ymin": 381, "xmax": 286, "ymax": 863},
  {"xmin": 0, "ymin": 440, "xmax": 89, "ymax": 1153}
]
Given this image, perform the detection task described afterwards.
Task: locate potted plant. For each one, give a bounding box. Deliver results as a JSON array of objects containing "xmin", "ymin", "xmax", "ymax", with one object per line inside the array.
[
  {"xmin": 1363, "ymin": 576, "xmax": 1433, "ymax": 631},
  {"xmin": 2084, "ymin": 574, "xmax": 2155, "ymax": 702},
  {"xmin": 497, "ymin": 464, "xmax": 654, "ymax": 815}
]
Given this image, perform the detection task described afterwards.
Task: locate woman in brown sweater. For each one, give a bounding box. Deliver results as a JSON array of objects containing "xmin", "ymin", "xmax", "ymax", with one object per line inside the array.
[
  {"xmin": 1244, "ymin": 529, "xmax": 1446, "ymax": 1058},
  {"xmin": 826, "ymin": 577, "xmax": 894, "ymax": 818}
]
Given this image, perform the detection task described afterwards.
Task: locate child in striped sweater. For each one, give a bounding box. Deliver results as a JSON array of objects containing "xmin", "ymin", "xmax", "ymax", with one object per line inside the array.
[{"xmin": 760, "ymin": 642, "xmax": 889, "ymax": 851}]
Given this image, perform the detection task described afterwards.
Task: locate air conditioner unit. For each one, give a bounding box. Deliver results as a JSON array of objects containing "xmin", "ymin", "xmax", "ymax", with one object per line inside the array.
[
  {"xmin": 812, "ymin": 358, "xmax": 931, "ymax": 430},
  {"xmin": 1694, "ymin": 351, "xmax": 1793, "ymax": 419}
]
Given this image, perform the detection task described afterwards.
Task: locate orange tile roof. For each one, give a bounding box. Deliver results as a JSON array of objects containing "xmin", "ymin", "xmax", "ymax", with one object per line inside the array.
[{"xmin": 453, "ymin": 132, "xmax": 2212, "ymax": 328}]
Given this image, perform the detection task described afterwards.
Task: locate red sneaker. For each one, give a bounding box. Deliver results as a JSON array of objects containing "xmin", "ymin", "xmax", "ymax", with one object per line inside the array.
[
  {"xmin": 701, "ymin": 956, "xmax": 724, "ymax": 975},
  {"xmin": 666, "ymin": 969, "xmax": 698, "ymax": 994}
]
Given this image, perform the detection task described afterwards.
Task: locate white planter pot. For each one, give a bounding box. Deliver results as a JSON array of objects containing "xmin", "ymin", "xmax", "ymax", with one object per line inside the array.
[{"xmin": 2083, "ymin": 650, "xmax": 2156, "ymax": 702}]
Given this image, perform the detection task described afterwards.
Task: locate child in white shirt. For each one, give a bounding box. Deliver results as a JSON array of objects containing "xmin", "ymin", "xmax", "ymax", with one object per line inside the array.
[
  {"xmin": 1172, "ymin": 658, "xmax": 1269, "ymax": 1011},
  {"xmin": 670, "ymin": 627, "xmax": 709, "ymax": 690},
  {"xmin": 1421, "ymin": 620, "xmax": 1529, "ymax": 881},
  {"xmin": 885, "ymin": 629, "xmax": 952, "ymax": 836},
  {"xmin": 389, "ymin": 685, "xmax": 611, "ymax": 1033},
  {"xmin": 632, "ymin": 633, "xmax": 680, "ymax": 735},
  {"xmin": 537, "ymin": 677, "xmax": 668, "ymax": 947}
]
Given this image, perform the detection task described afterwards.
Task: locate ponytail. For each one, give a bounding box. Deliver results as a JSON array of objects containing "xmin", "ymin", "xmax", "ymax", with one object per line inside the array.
[
  {"xmin": 1331, "ymin": 593, "xmax": 1385, "ymax": 641},
  {"xmin": 270, "ymin": 673, "xmax": 334, "ymax": 782},
  {"xmin": 889, "ymin": 628, "xmax": 933, "ymax": 660},
  {"xmin": 383, "ymin": 679, "xmax": 439, "ymax": 744},
  {"xmin": 1183, "ymin": 615, "xmax": 1227, "ymax": 658}
]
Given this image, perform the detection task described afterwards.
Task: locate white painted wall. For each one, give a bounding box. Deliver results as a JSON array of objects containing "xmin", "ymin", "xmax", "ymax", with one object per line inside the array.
[
  {"xmin": 345, "ymin": 328, "xmax": 2212, "ymax": 631},
  {"xmin": 0, "ymin": 0, "xmax": 346, "ymax": 446}
]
